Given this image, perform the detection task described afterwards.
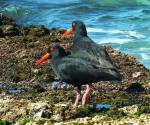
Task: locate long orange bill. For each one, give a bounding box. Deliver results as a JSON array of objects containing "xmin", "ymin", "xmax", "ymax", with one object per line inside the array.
[
  {"xmin": 35, "ymin": 53, "xmax": 50, "ymax": 65},
  {"xmin": 62, "ymin": 28, "xmax": 73, "ymax": 38}
]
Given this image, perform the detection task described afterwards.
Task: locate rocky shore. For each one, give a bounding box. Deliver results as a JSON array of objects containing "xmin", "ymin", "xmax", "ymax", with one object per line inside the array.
[{"xmin": 0, "ymin": 14, "xmax": 150, "ymax": 125}]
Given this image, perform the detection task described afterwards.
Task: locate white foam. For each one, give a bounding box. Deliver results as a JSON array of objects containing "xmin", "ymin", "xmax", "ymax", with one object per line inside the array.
[
  {"xmin": 141, "ymin": 53, "xmax": 150, "ymax": 60},
  {"xmin": 87, "ymin": 27, "xmax": 146, "ymax": 39},
  {"xmin": 139, "ymin": 47, "xmax": 150, "ymax": 51},
  {"xmin": 124, "ymin": 31, "xmax": 146, "ymax": 39},
  {"xmin": 95, "ymin": 38, "xmax": 131, "ymax": 44},
  {"xmin": 87, "ymin": 27, "xmax": 124, "ymax": 34},
  {"xmin": 27, "ymin": 0, "xmax": 79, "ymax": 4}
]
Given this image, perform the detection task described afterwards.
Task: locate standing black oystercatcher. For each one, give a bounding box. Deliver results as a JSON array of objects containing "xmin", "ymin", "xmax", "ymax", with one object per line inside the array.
[
  {"xmin": 62, "ymin": 20, "xmax": 122, "ymax": 103},
  {"xmin": 35, "ymin": 45, "xmax": 122, "ymax": 106},
  {"xmin": 62, "ymin": 21, "xmax": 119, "ymax": 70}
]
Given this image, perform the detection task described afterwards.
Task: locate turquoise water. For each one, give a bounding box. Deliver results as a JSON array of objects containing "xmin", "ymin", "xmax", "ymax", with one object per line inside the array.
[
  {"xmin": 95, "ymin": 104, "xmax": 112, "ymax": 109},
  {"xmin": 1, "ymin": 0, "xmax": 150, "ymax": 68}
]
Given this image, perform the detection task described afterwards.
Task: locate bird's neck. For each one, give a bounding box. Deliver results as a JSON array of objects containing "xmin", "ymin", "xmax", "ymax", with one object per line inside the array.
[
  {"xmin": 74, "ymin": 32, "xmax": 87, "ymax": 37},
  {"xmin": 52, "ymin": 52, "xmax": 67, "ymax": 60},
  {"xmin": 73, "ymin": 35, "xmax": 88, "ymax": 44},
  {"xmin": 73, "ymin": 34, "xmax": 84, "ymax": 41}
]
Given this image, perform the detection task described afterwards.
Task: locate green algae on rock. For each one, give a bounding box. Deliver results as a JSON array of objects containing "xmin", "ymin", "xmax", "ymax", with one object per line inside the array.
[
  {"xmin": 135, "ymin": 105, "xmax": 150, "ymax": 116},
  {"xmin": 0, "ymin": 120, "xmax": 11, "ymax": 125},
  {"xmin": 17, "ymin": 117, "xmax": 30, "ymax": 125}
]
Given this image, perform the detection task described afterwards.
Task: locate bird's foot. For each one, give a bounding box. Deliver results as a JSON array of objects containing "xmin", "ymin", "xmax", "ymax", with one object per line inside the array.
[
  {"xmin": 73, "ymin": 90, "xmax": 81, "ymax": 106},
  {"xmin": 82, "ymin": 84, "xmax": 92, "ymax": 105}
]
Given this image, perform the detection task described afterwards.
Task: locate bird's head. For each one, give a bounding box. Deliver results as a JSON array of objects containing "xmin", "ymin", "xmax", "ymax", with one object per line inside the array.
[
  {"xmin": 35, "ymin": 45, "xmax": 66, "ymax": 65},
  {"xmin": 62, "ymin": 21, "xmax": 87, "ymax": 38}
]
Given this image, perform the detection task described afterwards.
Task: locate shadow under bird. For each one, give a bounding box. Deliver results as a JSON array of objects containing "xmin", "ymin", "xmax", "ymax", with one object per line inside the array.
[
  {"xmin": 62, "ymin": 21, "xmax": 122, "ymax": 105},
  {"xmin": 35, "ymin": 45, "xmax": 122, "ymax": 106}
]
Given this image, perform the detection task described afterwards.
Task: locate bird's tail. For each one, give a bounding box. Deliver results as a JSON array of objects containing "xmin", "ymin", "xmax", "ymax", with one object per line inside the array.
[{"xmin": 109, "ymin": 68, "xmax": 122, "ymax": 82}]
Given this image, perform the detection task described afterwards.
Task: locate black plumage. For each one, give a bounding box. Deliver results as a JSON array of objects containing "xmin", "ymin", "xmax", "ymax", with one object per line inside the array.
[
  {"xmin": 36, "ymin": 21, "xmax": 122, "ymax": 105},
  {"xmin": 50, "ymin": 45, "xmax": 121, "ymax": 89},
  {"xmin": 63, "ymin": 21, "xmax": 122, "ymax": 81}
]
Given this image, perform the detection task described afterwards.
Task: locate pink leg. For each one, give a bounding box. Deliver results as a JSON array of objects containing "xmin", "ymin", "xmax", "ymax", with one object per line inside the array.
[
  {"xmin": 82, "ymin": 84, "xmax": 92, "ymax": 105},
  {"xmin": 74, "ymin": 90, "xmax": 81, "ymax": 106}
]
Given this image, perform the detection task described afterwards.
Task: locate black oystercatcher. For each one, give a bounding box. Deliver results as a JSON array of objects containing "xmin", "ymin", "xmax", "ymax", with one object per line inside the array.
[
  {"xmin": 62, "ymin": 21, "xmax": 119, "ymax": 70},
  {"xmin": 35, "ymin": 45, "xmax": 121, "ymax": 106}
]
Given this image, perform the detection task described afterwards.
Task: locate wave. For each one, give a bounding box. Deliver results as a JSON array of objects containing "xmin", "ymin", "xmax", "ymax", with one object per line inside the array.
[
  {"xmin": 64, "ymin": 5, "xmax": 95, "ymax": 15},
  {"xmin": 81, "ymin": 0, "xmax": 150, "ymax": 7},
  {"xmin": 87, "ymin": 28, "xmax": 146, "ymax": 39},
  {"xmin": 0, "ymin": 5, "xmax": 30, "ymax": 20},
  {"xmin": 139, "ymin": 47, "xmax": 150, "ymax": 51},
  {"xmin": 87, "ymin": 27, "xmax": 123, "ymax": 34},
  {"xmin": 141, "ymin": 53, "xmax": 150, "ymax": 60},
  {"xmin": 25, "ymin": 0, "xmax": 79, "ymax": 4},
  {"xmin": 95, "ymin": 38, "xmax": 131, "ymax": 44}
]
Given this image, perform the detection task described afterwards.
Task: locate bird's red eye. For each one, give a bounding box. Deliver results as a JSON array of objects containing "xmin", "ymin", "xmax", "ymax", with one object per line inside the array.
[
  {"xmin": 50, "ymin": 48, "xmax": 55, "ymax": 52},
  {"xmin": 72, "ymin": 22, "xmax": 76, "ymax": 27}
]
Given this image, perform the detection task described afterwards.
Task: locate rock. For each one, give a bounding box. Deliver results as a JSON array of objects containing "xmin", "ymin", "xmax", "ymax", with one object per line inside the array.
[
  {"xmin": 120, "ymin": 105, "xmax": 138, "ymax": 115},
  {"xmin": 2, "ymin": 25, "xmax": 20, "ymax": 36},
  {"xmin": 44, "ymin": 121, "xmax": 53, "ymax": 125},
  {"xmin": 51, "ymin": 114, "xmax": 62, "ymax": 122},
  {"xmin": 79, "ymin": 117, "xmax": 91, "ymax": 124},
  {"xmin": 140, "ymin": 114, "xmax": 150, "ymax": 121},
  {"xmin": 26, "ymin": 121, "xmax": 37, "ymax": 125},
  {"xmin": 106, "ymin": 107, "xmax": 127, "ymax": 119},
  {"xmin": 51, "ymin": 104, "xmax": 92, "ymax": 122},
  {"xmin": 49, "ymin": 37, "xmax": 61, "ymax": 43},
  {"xmin": 54, "ymin": 103, "xmax": 68, "ymax": 107},
  {"xmin": 0, "ymin": 13, "xmax": 15, "ymax": 25},
  {"xmin": 33, "ymin": 109, "xmax": 51, "ymax": 121},
  {"xmin": 3, "ymin": 111, "xmax": 18, "ymax": 122},
  {"xmin": 49, "ymin": 28, "xmax": 65, "ymax": 43},
  {"xmin": 15, "ymin": 50, "xmax": 27, "ymax": 58},
  {"xmin": 0, "ymin": 28, "xmax": 4, "ymax": 37},
  {"xmin": 136, "ymin": 105, "xmax": 150, "ymax": 116},
  {"xmin": 92, "ymin": 115, "xmax": 104, "ymax": 123},
  {"xmin": 14, "ymin": 122, "xmax": 21, "ymax": 125},
  {"xmin": 27, "ymin": 101, "xmax": 50, "ymax": 112},
  {"xmin": 125, "ymin": 82, "xmax": 145, "ymax": 93},
  {"xmin": 18, "ymin": 108, "xmax": 28, "ymax": 116},
  {"xmin": 31, "ymin": 68, "xmax": 39, "ymax": 73},
  {"xmin": 0, "ymin": 107, "xmax": 9, "ymax": 115},
  {"xmin": 132, "ymin": 72, "xmax": 141, "ymax": 78},
  {"xmin": 53, "ymin": 117, "xmax": 92, "ymax": 125},
  {"xmin": 32, "ymin": 84, "xmax": 46, "ymax": 93},
  {"xmin": 0, "ymin": 95, "xmax": 30, "ymax": 122},
  {"xmin": 41, "ymin": 110, "xmax": 52, "ymax": 118},
  {"xmin": 27, "ymin": 26, "xmax": 49, "ymax": 36}
]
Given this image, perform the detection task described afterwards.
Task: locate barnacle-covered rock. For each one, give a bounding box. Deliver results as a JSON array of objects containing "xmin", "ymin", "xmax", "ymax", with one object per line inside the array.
[{"xmin": 2, "ymin": 25, "xmax": 20, "ymax": 36}]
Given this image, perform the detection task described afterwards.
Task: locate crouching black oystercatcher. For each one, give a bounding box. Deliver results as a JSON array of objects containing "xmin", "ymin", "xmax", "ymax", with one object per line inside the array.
[{"xmin": 35, "ymin": 45, "xmax": 122, "ymax": 106}]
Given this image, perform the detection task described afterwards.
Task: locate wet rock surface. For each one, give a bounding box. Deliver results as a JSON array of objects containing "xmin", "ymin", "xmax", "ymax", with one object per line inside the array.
[
  {"xmin": 0, "ymin": 14, "xmax": 150, "ymax": 124},
  {"xmin": 0, "ymin": 14, "xmax": 15, "ymax": 26}
]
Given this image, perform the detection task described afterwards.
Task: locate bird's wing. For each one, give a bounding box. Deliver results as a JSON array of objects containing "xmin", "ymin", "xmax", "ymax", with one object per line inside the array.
[
  {"xmin": 57, "ymin": 56, "xmax": 121, "ymax": 83},
  {"xmin": 56, "ymin": 57, "xmax": 103, "ymax": 83},
  {"xmin": 76, "ymin": 37, "xmax": 117, "ymax": 69}
]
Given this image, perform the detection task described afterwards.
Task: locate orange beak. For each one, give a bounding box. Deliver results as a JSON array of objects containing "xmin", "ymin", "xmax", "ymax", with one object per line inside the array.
[
  {"xmin": 62, "ymin": 28, "xmax": 73, "ymax": 38},
  {"xmin": 35, "ymin": 53, "xmax": 50, "ymax": 65}
]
